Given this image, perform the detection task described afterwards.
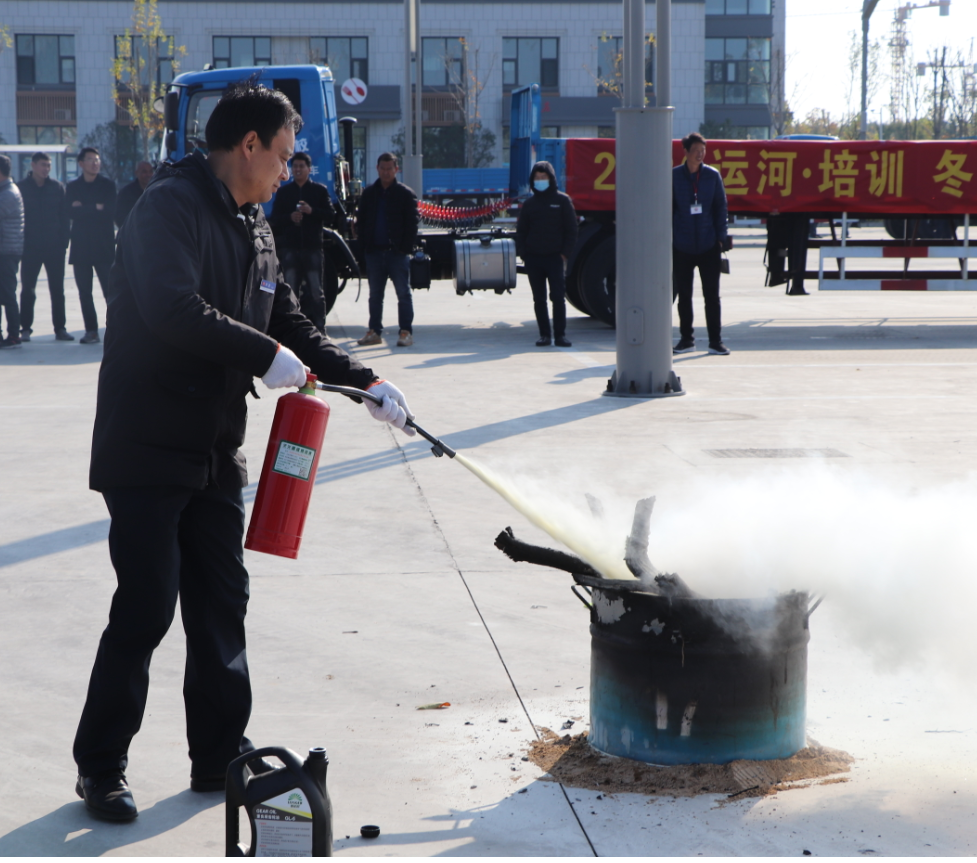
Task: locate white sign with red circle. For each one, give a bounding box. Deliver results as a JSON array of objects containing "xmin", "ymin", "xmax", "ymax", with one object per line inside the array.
[{"xmin": 340, "ymin": 78, "xmax": 368, "ymax": 105}]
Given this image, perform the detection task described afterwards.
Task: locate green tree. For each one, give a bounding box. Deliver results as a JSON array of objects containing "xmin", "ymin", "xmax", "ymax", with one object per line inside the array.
[{"xmin": 112, "ymin": 0, "xmax": 186, "ymax": 161}]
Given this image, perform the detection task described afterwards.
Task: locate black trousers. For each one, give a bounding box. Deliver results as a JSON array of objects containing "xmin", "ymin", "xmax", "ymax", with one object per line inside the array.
[
  {"xmin": 20, "ymin": 249, "xmax": 67, "ymax": 333},
  {"xmin": 283, "ymin": 248, "xmax": 325, "ymax": 333},
  {"xmin": 73, "ymin": 259, "xmax": 113, "ymax": 333},
  {"xmin": 672, "ymin": 245, "xmax": 722, "ymax": 343},
  {"xmin": 73, "ymin": 484, "xmax": 254, "ymax": 778},
  {"xmin": 524, "ymin": 252, "xmax": 566, "ymax": 339}
]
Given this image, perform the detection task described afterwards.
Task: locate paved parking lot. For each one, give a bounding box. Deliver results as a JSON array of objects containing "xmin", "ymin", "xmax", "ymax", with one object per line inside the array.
[{"xmin": 1, "ymin": 227, "xmax": 975, "ymax": 855}]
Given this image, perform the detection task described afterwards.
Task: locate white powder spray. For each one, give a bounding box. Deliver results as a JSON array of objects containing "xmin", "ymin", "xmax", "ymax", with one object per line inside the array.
[{"xmin": 454, "ymin": 453, "xmax": 977, "ymax": 676}]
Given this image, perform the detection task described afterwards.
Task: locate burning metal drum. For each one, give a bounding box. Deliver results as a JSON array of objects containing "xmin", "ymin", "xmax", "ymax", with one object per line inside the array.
[{"xmin": 580, "ymin": 577, "xmax": 811, "ymax": 765}]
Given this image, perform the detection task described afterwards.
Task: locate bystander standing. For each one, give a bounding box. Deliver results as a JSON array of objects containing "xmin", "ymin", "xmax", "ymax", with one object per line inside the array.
[
  {"xmin": 515, "ymin": 160, "xmax": 578, "ymax": 347},
  {"xmin": 671, "ymin": 132, "xmax": 731, "ymax": 356},
  {"xmin": 269, "ymin": 151, "xmax": 335, "ymax": 333},
  {"xmin": 354, "ymin": 153, "xmax": 419, "ymax": 348},
  {"xmin": 18, "ymin": 151, "xmax": 73, "ymax": 341},
  {"xmin": 66, "ymin": 147, "xmax": 117, "ymax": 344},
  {"xmin": 0, "ymin": 155, "xmax": 25, "ymax": 349}
]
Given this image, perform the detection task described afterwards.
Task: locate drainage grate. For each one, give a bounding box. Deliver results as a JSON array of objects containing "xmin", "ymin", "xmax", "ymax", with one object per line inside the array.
[{"xmin": 705, "ymin": 448, "xmax": 850, "ymax": 459}]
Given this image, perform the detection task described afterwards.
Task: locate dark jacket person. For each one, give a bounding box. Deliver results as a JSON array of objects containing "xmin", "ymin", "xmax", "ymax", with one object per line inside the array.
[
  {"xmin": 671, "ymin": 132, "xmax": 730, "ymax": 356},
  {"xmin": 18, "ymin": 152, "xmax": 72, "ymax": 340},
  {"xmin": 114, "ymin": 161, "xmax": 155, "ymax": 229},
  {"xmin": 353, "ymin": 153, "xmax": 419, "ymax": 348},
  {"xmin": 66, "ymin": 147, "xmax": 117, "ymax": 343},
  {"xmin": 269, "ymin": 151, "xmax": 336, "ymax": 333},
  {"xmin": 515, "ymin": 160, "xmax": 578, "ymax": 347},
  {"xmin": 72, "ymin": 81, "xmax": 415, "ymax": 825}
]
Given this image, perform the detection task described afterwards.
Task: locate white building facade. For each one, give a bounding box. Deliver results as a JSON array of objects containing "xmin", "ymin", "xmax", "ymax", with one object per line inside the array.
[{"xmin": 0, "ymin": 0, "xmax": 784, "ymax": 181}]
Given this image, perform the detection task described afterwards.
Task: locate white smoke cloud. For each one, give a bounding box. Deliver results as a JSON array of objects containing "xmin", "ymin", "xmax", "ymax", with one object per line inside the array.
[{"xmin": 466, "ymin": 455, "xmax": 977, "ymax": 678}]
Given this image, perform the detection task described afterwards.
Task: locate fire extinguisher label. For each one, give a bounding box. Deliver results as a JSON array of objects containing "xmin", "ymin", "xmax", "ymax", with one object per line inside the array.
[{"xmin": 272, "ymin": 440, "xmax": 317, "ymax": 481}]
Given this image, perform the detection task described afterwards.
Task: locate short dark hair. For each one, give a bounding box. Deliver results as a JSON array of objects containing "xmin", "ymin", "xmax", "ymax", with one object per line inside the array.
[
  {"xmin": 0, "ymin": 155, "xmax": 10, "ymax": 178},
  {"xmin": 206, "ymin": 77, "xmax": 303, "ymax": 152},
  {"xmin": 78, "ymin": 147, "xmax": 100, "ymax": 162},
  {"xmin": 291, "ymin": 151, "xmax": 312, "ymax": 167},
  {"xmin": 377, "ymin": 152, "xmax": 398, "ymax": 166},
  {"xmin": 682, "ymin": 132, "xmax": 706, "ymax": 151},
  {"xmin": 32, "ymin": 151, "xmax": 52, "ymax": 164}
]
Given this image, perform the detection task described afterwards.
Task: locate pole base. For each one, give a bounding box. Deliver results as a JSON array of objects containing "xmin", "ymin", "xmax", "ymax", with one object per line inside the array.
[
  {"xmin": 601, "ymin": 387, "xmax": 685, "ymax": 400},
  {"xmin": 602, "ymin": 370, "xmax": 685, "ymax": 399}
]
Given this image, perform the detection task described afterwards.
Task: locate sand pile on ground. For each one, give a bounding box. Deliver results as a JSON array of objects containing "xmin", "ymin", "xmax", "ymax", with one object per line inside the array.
[{"xmin": 528, "ymin": 729, "xmax": 853, "ymax": 799}]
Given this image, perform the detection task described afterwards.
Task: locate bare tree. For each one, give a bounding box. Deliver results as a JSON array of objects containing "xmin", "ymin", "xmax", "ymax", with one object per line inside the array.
[
  {"xmin": 111, "ymin": 0, "xmax": 186, "ymax": 162},
  {"xmin": 585, "ymin": 31, "xmax": 654, "ymax": 104},
  {"xmin": 840, "ymin": 30, "xmax": 882, "ymax": 140},
  {"xmin": 439, "ymin": 38, "xmax": 497, "ymax": 168}
]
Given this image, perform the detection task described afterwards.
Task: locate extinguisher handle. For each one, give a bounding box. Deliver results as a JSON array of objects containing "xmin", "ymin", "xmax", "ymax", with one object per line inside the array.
[{"xmin": 312, "ymin": 382, "xmax": 456, "ymax": 459}]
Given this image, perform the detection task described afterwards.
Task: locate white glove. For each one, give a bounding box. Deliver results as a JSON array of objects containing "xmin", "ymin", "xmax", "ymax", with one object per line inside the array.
[
  {"xmin": 365, "ymin": 380, "xmax": 416, "ymax": 437},
  {"xmin": 261, "ymin": 344, "xmax": 310, "ymax": 389}
]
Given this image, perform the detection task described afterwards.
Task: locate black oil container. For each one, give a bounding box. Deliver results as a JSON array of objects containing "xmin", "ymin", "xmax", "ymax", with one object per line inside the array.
[
  {"xmin": 226, "ymin": 746, "xmax": 332, "ymax": 857},
  {"xmin": 581, "ymin": 577, "xmax": 811, "ymax": 765}
]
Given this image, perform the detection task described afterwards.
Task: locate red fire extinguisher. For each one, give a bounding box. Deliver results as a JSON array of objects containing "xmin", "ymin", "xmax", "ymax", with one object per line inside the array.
[{"xmin": 245, "ymin": 374, "xmax": 330, "ymax": 559}]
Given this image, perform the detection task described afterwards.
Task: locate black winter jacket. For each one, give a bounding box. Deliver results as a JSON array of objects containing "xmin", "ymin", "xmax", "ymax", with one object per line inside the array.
[
  {"xmin": 515, "ymin": 162, "xmax": 578, "ymax": 259},
  {"xmin": 18, "ymin": 173, "xmax": 70, "ymax": 255},
  {"xmin": 66, "ymin": 174, "xmax": 117, "ymax": 265},
  {"xmin": 269, "ymin": 178, "xmax": 336, "ymax": 251},
  {"xmin": 354, "ymin": 178, "xmax": 418, "ymax": 255},
  {"xmin": 115, "ymin": 179, "xmax": 145, "ymax": 229},
  {"xmin": 90, "ymin": 151, "xmax": 377, "ymax": 491}
]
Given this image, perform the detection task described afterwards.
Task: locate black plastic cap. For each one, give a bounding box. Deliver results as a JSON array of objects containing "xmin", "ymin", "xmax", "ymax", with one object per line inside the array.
[{"xmin": 360, "ymin": 825, "xmax": 380, "ymax": 839}]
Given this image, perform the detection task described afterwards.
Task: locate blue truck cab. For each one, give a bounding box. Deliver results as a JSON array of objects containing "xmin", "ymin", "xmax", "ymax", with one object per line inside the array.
[{"xmin": 161, "ymin": 64, "xmax": 346, "ymax": 208}]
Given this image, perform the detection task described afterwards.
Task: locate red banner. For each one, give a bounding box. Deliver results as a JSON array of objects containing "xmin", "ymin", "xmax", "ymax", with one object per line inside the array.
[{"xmin": 564, "ymin": 138, "xmax": 977, "ymax": 215}]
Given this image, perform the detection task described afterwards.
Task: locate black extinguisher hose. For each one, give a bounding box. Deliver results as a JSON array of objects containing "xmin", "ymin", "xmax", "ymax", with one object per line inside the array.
[{"xmin": 312, "ymin": 382, "xmax": 457, "ymax": 459}]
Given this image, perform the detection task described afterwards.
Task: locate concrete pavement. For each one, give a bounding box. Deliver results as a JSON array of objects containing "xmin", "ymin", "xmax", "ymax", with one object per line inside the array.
[{"xmin": 1, "ymin": 227, "xmax": 976, "ymax": 856}]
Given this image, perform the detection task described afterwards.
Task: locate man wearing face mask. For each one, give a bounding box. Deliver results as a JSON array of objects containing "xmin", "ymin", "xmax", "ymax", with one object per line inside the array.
[
  {"xmin": 671, "ymin": 132, "xmax": 731, "ymax": 356},
  {"xmin": 515, "ymin": 161, "xmax": 578, "ymax": 347}
]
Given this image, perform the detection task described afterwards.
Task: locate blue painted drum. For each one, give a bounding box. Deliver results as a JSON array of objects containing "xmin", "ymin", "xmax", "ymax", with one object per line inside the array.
[{"xmin": 583, "ymin": 581, "xmax": 811, "ymax": 765}]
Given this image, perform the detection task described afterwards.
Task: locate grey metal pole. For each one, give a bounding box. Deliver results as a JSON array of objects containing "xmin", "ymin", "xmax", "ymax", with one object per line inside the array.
[
  {"xmin": 656, "ymin": 0, "xmax": 670, "ymax": 108},
  {"xmin": 402, "ymin": 0, "xmax": 423, "ymax": 193},
  {"xmin": 412, "ymin": 0, "xmax": 424, "ymax": 192},
  {"xmin": 860, "ymin": 0, "xmax": 880, "ymax": 141},
  {"xmin": 606, "ymin": 0, "xmax": 682, "ymax": 399}
]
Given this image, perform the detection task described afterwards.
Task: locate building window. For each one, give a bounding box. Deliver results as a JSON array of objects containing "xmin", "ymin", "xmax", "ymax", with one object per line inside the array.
[
  {"xmin": 213, "ymin": 36, "xmax": 271, "ymax": 69},
  {"xmin": 309, "ymin": 37, "xmax": 368, "ymax": 84},
  {"xmin": 596, "ymin": 35, "xmax": 654, "ymax": 94},
  {"xmin": 18, "ymin": 124, "xmax": 77, "ymax": 148},
  {"xmin": 115, "ymin": 35, "xmax": 176, "ymax": 88},
  {"xmin": 422, "ymin": 37, "xmax": 464, "ymax": 88},
  {"xmin": 705, "ymin": 0, "xmax": 771, "ymax": 13},
  {"xmin": 597, "ymin": 125, "xmax": 615, "ymax": 138},
  {"xmin": 16, "ymin": 35, "xmax": 75, "ymax": 87},
  {"xmin": 705, "ymin": 37, "xmax": 770, "ymax": 105},
  {"xmin": 502, "ymin": 37, "xmax": 558, "ymax": 90}
]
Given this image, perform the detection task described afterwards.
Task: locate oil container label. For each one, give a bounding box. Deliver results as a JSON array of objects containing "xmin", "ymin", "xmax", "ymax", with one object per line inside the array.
[
  {"xmin": 272, "ymin": 440, "xmax": 316, "ymax": 481},
  {"xmin": 254, "ymin": 787, "xmax": 313, "ymax": 857}
]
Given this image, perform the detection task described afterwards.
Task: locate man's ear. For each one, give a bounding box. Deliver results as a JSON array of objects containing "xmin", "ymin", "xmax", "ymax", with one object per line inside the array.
[{"xmin": 241, "ymin": 130, "xmax": 260, "ymax": 157}]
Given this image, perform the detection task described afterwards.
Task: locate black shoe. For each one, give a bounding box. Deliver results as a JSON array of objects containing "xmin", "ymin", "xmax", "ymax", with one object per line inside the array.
[
  {"xmin": 191, "ymin": 756, "xmax": 278, "ymax": 792},
  {"xmin": 55, "ymin": 329, "xmax": 76, "ymax": 341},
  {"xmin": 80, "ymin": 331, "xmax": 100, "ymax": 344},
  {"xmin": 0, "ymin": 335, "xmax": 22, "ymax": 349},
  {"xmin": 787, "ymin": 286, "xmax": 809, "ymax": 295},
  {"xmin": 535, "ymin": 336, "xmax": 551, "ymax": 347},
  {"xmin": 75, "ymin": 772, "xmax": 138, "ymax": 822},
  {"xmin": 673, "ymin": 337, "xmax": 695, "ymax": 354},
  {"xmin": 554, "ymin": 336, "xmax": 572, "ymax": 347},
  {"xmin": 708, "ymin": 342, "xmax": 731, "ymax": 355},
  {"xmin": 20, "ymin": 330, "xmax": 31, "ymax": 343}
]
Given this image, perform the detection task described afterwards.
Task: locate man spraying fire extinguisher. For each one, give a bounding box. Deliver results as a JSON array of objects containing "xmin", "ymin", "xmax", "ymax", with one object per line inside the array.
[{"xmin": 72, "ymin": 80, "xmax": 414, "ymax": 823}]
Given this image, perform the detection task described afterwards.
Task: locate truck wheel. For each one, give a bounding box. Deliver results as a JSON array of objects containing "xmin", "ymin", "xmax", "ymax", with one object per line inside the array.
[
  {"xmin": 323, "ymin": 256, "xmax": 341, "ymax": 314},
  {"xmin": 578, "ymin": 235, "xmax": 616, "ymax": 327}
]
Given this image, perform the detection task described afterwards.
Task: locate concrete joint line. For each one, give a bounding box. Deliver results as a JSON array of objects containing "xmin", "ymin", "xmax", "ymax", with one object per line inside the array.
[{"xmin": 388, "ymin": 433, "xmax": 598, "ymax": 856}]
